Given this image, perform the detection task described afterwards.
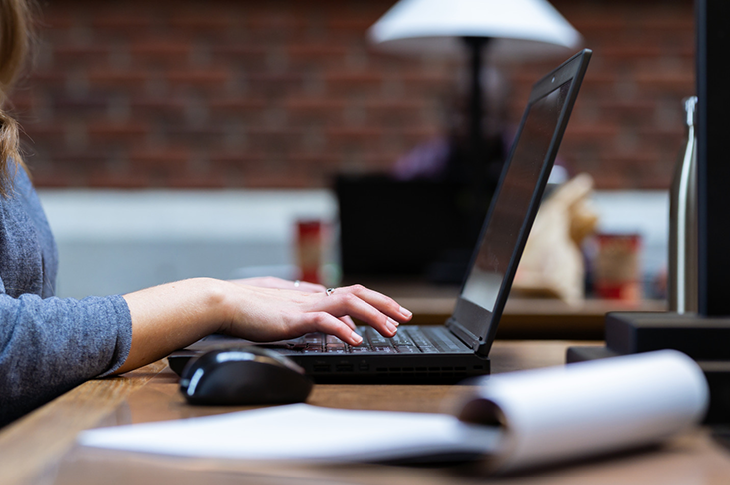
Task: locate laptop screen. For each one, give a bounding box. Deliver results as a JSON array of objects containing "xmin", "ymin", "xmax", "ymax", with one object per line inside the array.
[
  {"xmin": 461, "ymin": 81, "xmax": 573, "ymax": 312},
  {"xmin": 445, "ymin": 49, "xmax": 590, "ymax": 355}
]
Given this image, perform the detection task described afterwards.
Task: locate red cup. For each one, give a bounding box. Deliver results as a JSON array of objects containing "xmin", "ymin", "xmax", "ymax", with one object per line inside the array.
[
  {"xmin": 593, "ymin": 233, "xmax": 642, "ymax": 301},
  {"xmin": 296, "ymin": 220, "xmax": 322, "ymax": 284}
]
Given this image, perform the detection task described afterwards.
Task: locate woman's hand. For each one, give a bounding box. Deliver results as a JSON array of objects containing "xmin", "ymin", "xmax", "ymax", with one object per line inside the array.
[
  {"xmin": 117, "ymin": 278, "xmax": 412, "ymax": 374},
  {"xmin": 229, "ymin": 277, "xmax": 356, "ymax": 329},
  {"xmin": 219, "ymin": 283, "xmax": 413, "ymax": 346}
]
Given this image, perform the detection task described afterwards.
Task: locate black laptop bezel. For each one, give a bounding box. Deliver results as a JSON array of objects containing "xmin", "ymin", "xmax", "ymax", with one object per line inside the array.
[{"xmin": 446, "ymin": 49, "xmax": 592, "ymax": 357}]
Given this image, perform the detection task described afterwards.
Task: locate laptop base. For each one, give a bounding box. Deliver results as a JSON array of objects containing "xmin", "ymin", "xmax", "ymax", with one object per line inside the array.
[
  {"xmin": 287, "ymin": 353, "xmax": 490, "ymax": 384},
  {"xmin": 168, "ymin": 350, "xmax": 490, "ymax": 384},
  {"xmin": 567, "ymin": 311, "xmax": 730, "ymax": 423}
]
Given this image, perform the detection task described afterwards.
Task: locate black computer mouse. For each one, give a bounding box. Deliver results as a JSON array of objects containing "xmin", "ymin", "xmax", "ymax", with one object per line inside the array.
[{"xmin": 179, "ymin": 346, "xmax": 314, "ymax": 406}]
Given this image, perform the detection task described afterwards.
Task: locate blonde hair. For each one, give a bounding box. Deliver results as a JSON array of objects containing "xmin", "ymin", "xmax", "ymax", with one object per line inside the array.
[{"xmin": 0, "ymin": 0, "xmax": 31, "ymax": 196}]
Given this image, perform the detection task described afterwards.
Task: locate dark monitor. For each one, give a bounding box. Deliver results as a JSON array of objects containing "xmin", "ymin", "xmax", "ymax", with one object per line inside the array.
[
  {"xmin": 335, "ymin": 175, "xmax": 481, "ymax": 283},
  {"xmin": 696, "ymin": 0, "xmax": 730, "ymax": 316}
]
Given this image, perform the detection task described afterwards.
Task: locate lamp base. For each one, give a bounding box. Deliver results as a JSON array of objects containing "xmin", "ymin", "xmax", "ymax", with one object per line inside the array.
[{"xmin": 567, "ymin": 312, "xmax": 730, "ymax": 423}]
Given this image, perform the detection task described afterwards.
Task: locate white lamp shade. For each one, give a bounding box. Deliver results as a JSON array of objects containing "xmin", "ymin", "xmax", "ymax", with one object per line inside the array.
[{"xmin": 368, "ymin": 0, "xmax": 582, "ymax": 60}]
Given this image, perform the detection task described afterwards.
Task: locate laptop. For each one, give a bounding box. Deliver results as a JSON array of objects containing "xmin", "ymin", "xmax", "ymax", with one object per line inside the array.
[{"xmin": 169, "ymin": 49, "xmax": 592, "ymax": 382}]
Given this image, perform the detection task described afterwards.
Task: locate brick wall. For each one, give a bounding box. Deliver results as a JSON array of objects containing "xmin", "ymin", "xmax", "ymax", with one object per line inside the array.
[{"xmin": 6, "ymin": 0, "xmax": 693, "ymax": 190}]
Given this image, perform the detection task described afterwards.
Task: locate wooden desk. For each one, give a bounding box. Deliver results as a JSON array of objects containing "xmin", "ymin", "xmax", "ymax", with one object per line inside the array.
[{"xmin": 1, "ymin": 340, "xmax": 728, "ymax": 485}]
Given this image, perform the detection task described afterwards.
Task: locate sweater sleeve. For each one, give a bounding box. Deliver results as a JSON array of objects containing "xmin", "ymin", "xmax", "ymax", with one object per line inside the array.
[{"xmin": 0, "ymin": 292, "xmax": 132, "ymax": 427}]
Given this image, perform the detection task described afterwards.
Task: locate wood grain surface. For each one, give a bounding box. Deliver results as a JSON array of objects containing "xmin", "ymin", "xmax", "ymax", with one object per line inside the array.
[{"xmin": 2, "ymin": 340, "xmax": 728, "ymax": 485}]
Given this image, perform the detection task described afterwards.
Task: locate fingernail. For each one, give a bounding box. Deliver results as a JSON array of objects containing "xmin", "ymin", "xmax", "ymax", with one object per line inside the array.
[
  {"xmin": 399, "ymin": 306, "xmax": 412, "ymax": 319},
  {"xmin": 388, "ymin": 317, "xmax": 400, "ymax": 327},
  {"xmin": 386, "ymin": 320, "xmax": 397, "ymax": 333},
  {"xmin": 351, "ymin": 331, "xmax": 363, "ymax": 344}
]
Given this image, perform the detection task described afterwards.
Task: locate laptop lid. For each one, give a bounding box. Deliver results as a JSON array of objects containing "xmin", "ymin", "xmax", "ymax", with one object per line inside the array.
[{"xmin": 446, "ymin": 49, "xmax": 592, "ymax": 357}]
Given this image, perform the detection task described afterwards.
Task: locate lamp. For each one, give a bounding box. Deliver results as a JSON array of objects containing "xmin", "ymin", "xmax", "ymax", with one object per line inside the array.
[
  {"xmin": 368, "ymin": 0, "xmax": 581, "ymax": 58},
  {"xmin": 368, "ymin": 0, "xmax": 582, "ymax": 189}
]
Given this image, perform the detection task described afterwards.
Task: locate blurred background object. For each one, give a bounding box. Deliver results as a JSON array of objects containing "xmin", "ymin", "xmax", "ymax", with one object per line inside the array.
[
  {"xmin": 592, "ymin": 233, "xmax": 642, "ymax": 302},
  {"xmin": 512, "ymin": 173, "xmax": 598, "ymax": 305},
  {"xmin": 6, "ymin": 0, "xmax": 693, "ymax": 299},
  {"xmin": 668, "ymin": 96, "xmax": 698, "ymax": 314},
  {"xmin": 39, "ymin": 189, "xmax": 337, "ymax": 298},
  {"xmin": 369, "ymin": 0, "xmax": 581, "ymax": 188},
  {"xmin": 337, "ymin": 0, "xmax": 582, "ymax": 285}
]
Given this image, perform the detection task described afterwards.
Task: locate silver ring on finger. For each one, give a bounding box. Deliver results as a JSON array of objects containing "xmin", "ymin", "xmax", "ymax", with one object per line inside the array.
[{"xmin": 326, "ymin": 287, "xmax": 336, "ymax": 296}]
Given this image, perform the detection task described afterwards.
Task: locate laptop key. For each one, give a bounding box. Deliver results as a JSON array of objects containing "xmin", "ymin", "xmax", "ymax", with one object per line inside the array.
[
  {"xmin": 391, "ymin": 333, "xmax": 415, "ymax": 345},
  {"xmin": 372, "ymin": 346, "xmax": 394, "ymax": 353},
  {"xmin": 404, "ymin": 328, "xmax": 444, "ymax": 353},
  {"xmin": 368, "ymin": 336, "xmax": 390, "ymax": 346},
  {"xmin": 406, "ymin": 329, "xmax": 431, "ymax": 344}
]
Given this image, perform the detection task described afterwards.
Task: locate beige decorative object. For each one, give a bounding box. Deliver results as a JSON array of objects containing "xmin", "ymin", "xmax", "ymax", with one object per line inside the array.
[{"xmin": 512, "ymin": 173, "xmax": 598, "ymax": 304}]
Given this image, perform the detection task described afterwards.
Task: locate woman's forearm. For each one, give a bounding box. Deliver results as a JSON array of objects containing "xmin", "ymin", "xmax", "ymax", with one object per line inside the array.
[{"xmin": 115, "ymin": 278, "xmax": 229, "ymax": 374}]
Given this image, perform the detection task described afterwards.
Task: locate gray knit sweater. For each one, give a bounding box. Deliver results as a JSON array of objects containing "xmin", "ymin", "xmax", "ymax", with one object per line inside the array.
[{"xmin": 0, "ymin": 167, "xmax": 132, "ymax": 427}]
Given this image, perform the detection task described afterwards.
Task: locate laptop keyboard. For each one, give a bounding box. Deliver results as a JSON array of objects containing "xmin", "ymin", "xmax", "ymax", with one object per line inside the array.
[{"xmin": 290, "ymin": 326, "xmax": 461, "ymax": 354}]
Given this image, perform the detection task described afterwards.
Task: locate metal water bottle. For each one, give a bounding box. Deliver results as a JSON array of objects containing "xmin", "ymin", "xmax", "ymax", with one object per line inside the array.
[{"xmin": 668, "ymin": 96, "xmax": 698, "ymax": 313}]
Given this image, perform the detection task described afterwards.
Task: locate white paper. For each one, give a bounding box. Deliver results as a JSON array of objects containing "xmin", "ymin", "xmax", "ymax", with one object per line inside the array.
[
  {"xmin": 78, "ymin": 350, "xmax": 708, "ymax": 472},
  {"xmin": 78, "ymin": 404, "xmax": 502, "ymax": 462},
  {"xmin": 458, "ymin": 349, "xmax": 709, "ymax": 473}
]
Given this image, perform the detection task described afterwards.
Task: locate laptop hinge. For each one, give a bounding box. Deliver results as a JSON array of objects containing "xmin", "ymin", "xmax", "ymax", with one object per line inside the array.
[{"xmin": 446, "ymin": 317, "xmax": 482, "ymax": 353}]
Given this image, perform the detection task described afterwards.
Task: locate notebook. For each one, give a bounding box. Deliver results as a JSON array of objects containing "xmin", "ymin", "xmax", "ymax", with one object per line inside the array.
[{"xmin": 169, "ymin": 49, "xmax": 592, "ymax": 382}]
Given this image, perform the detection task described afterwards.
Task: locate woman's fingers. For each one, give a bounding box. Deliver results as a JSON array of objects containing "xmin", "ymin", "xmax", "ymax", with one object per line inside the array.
[
  {"xmin": 302, "ymin": 311, "xmax": 363, "ymax": 346},
  {"xmin": 322, "ymin": 285, "xmax": 412, "ymax": 337},
  {"xmin": 339, "ymin": 315, "xmax": 357, "ymax": 330},
  {"xmin": 319, "ymin": 288, "xmax": 399, "ymax": 337},
  {"xmin": 337, "ymin": 284, "xmax": 413, "ymax": 323}
]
